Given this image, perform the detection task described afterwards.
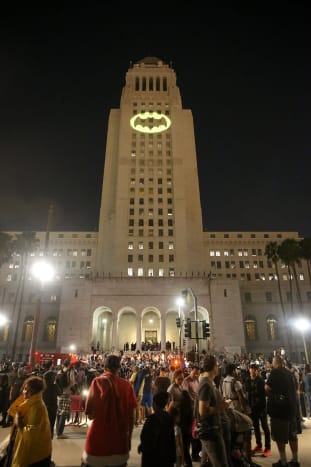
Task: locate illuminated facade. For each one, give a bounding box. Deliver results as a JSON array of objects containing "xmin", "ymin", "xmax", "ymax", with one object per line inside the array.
[{"xmin": 0, "ymin": 58, "xmax": 310, "ymax": 362}]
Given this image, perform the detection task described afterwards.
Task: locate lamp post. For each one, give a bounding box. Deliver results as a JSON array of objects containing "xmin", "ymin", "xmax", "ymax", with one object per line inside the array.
[
  {"xmin": 176, "ymin": 298, "xmax": 184, "ymax": 355},
  {"xmin": 28, "ymin": 260, "xmax": 54, "ymax": 368},
  {"xmin": 294, "ymin": 318, "xmax": 310, "ymax": 364}
]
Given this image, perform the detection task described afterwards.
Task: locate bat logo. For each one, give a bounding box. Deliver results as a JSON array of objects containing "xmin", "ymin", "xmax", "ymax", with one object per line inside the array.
[{"xmin": 130, "ymin": 112, "xmax": 171, "ymax": 133}]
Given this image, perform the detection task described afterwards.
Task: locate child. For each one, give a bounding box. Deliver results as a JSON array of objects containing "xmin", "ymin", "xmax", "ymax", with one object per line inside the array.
[
  {"xmin": 170, "ymin": 407, "xmax": 185, "ymax": 467},
  {"xmin": 138, "ymin": 391, "xmax": 176, "ymax": 467}
]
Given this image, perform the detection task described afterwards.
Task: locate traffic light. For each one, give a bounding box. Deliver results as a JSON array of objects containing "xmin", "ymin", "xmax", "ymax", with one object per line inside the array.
[
  {"xmin": 202, "ymin": 320, "xmax": 210, "ymax": 338},
  {"xmin": 184, "ymin": 318, "xmax": 191, "ymax": 338},
  {"xmin": 176, "ymin": 317, "xmax": 181, "ymax": 328}
]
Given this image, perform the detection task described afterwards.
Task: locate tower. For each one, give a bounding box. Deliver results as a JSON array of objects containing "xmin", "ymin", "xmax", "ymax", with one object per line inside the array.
[{"xmin": 96, "ymin": 57, "xmax": 204, "ymax": 277}]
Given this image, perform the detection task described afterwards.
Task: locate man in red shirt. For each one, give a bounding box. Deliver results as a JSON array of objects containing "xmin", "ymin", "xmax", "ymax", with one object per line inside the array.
[{"xmin": 82, "ymin": 354, "xmax": 137, "ymax": 467}]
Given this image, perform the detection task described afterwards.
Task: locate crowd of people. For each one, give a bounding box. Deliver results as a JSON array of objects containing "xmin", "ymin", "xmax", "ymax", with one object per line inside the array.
[{"xmin": 0, "ymin": 351, "xmax": 309, "ymax": 467}]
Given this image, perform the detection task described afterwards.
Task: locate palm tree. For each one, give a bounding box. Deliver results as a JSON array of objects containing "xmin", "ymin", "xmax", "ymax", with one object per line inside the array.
[
  {"xmin": 300, "ymin": 237, "xmax": 311, "ymax": 287},
  {"xmin": 0, "ymin": 232, "xmax": 13, "ymax": 267},
  {"xmin": 265, "ymin": 241, "xmax": 289, "ymax": 349},
  {"xmin": 10, "ymin": 232, "xmax": 39, "ymax": 360},
  {"xmin": 278, "ymin": 238, "xmax": 303, "ymax": 311}
]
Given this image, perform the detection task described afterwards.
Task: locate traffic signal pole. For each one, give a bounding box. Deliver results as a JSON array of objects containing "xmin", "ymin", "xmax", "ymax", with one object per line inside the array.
[{"xmin": 189, "ymin": 288, "xmax": 200, "ymax": 364}]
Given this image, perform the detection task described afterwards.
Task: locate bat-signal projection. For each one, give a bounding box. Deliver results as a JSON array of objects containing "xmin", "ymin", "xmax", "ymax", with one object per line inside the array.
[{"xmin": 130, "ymin": 112, "xmax": 171, "ymax": 133}]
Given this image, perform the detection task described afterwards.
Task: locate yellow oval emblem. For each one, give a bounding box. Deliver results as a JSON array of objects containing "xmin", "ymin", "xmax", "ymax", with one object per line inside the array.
[{"xmin": 130, "ymin": 112, "xmax": 171, "ymax": 134}]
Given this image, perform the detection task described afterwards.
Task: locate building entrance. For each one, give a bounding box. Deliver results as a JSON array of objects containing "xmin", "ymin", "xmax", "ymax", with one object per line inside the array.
[{"xmin": 145, "ymin": 330, "xmax": 157, "ymax": 344}]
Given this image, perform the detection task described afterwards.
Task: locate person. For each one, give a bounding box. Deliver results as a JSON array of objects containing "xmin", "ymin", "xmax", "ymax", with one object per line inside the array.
[
  {"xmin": 43, "ymin": 370, "xmax": 62, "ymax": 439},
  {"xmin": 138, "ymin": 391, "xmax": 176, "ymax": 467},
  {"xmin": 302, "ymin": 363, "xmax": 311, "ymax": 418},
  {"xmin": 81, "ymin": 354, "xmax": 137, "ymax": 467},
  {"xmin": 55, "ymin": 365, "xmax": 72, "ymax": 439},
  {"xmin": 244, "ymin": 363, "xmax": 271, "ymax": 457},
  {"xmin": 222, "ymin": 363, "xmax": 250, "ymax": 414},
  {"xmin": 171, "ymin": 407, "xmax": 185, "ymax": 467},
  {"xmin": 167, "ymin": 368, "xmax": 184, "ymax": 411},
  {"xmin": 0, "ymin": 374, "xmax": 10, "ymax": 427},
  {"xmin": 182, "ymin": 365, "xmax": 201, "ymax": 462},
  {"xmin": 153, "ymin": 366, "xmax": 171, "ymax": 394},
  {"xmin": 197, "ymin": 354, "xmax": 230, "ymax": 467},
  {"xmin": 265, "ymin": 354, "xmax": 300, "ymax": 467},
  {"xmin": 7, "ymin": 375, "xmax": 52, "ymax": 466}
]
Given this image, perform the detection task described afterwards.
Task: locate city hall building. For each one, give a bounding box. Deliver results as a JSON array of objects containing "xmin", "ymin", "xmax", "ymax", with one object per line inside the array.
[{"xmin": 0, "ymin": 57, "xmax": 310, "ymax": 363}]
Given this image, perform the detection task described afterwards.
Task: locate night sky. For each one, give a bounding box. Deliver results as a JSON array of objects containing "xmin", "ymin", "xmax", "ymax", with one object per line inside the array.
[{"xmin": 1, "ymin": 8, "xmax": 310, "ymax": 237}]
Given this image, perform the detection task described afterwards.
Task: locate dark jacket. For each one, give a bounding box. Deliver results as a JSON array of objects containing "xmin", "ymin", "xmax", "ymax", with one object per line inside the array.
[{"xmin": 140, "ymin": 409, "xmax": 176, "ymax": 467}]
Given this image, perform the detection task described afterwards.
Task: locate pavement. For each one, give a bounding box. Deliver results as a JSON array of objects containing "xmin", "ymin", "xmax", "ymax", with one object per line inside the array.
[{"xmin": 0, "ymin": 417, "xmax": 310, "ymax": 466}]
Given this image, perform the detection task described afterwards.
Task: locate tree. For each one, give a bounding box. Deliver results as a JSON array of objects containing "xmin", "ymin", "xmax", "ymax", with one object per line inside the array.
[
  {"xmin": 10, "ymin": 232, "xmax": 39, "ymax": 360},
  {"xmin": 278, "ymin": 238, "xmax": 303, "ymax": 311},
  {"xmin": 0, "ymin": 232, "xmax": 13, "ymax": 267},
  {"xmin": 265, "ymin": 241, "xmax": 289, "ymax": 349},
  {"xmin": 300, "ymin": 237, "xmax": 311, "ymax": 287}
]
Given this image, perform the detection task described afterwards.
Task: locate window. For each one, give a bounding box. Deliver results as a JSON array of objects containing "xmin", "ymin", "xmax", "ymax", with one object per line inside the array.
[
  {"xmin": 43, "ymin": 318, "xmax": 57, "ymax": 343},
  {"xmin": 169, "ymin": 268, "xmax": 175, "ymax": 277},
  {"xmin": 159, "ymin": 255, "xmax": 164, "ymax": 262},
  {"xmin": 138, "ymin": 268, "xmax": 144, "ymax": 277},
  {"xmin": 23, "ymin": 317, "xmax": 34, "ymax": 342},
  {"xmin": 138, "ymin": 242, "xmax": 144, "ymax": 250},
  {"xmin": 148, "ymin": 255, "xmax": 153, "ymax": 262},
  {"xmin": 265, "ymin": 291, "xmax": 272, "ymax": 302},
  {"xmin": 128, "ymin": 255, "xmax": 133, "ymax": 263},
  {"xmin": 148, "ymin": 268, "xmax": 154, "ymax": 277},
  {"xmin": 169, "ymin": 255, "xmax": 174, "ymax": 262},
  {"xmin": 148, "ymin": 242, "xmax": 153, "ymax": 249},
  {"xmin": 159, "ymin": 242, "xmax": 163, "ymax": 249},
  {"xmin": 138, "ymin": 255, "xmax": 143, "ymax": 262},
  {"xmin": 168, "ymin": 242, "xmax": 174, "ymax": 250},
  {"xmin": 128, "ymin": 242, "xmax": 133, "ymax": 250},
  {"xmin": 245, "ymin": 317, "xmax": 257, "ymax": 341},
  {"xmin": 127, "ymin": 268, "xmax": 133, "ymax": 276},
  {"xmin": 159, "ymin": 268, "xmax": 164, "ymax": 277},
  {"xmin": 267, "ymin": 316, "xmax": 278, "ymax": 340}
]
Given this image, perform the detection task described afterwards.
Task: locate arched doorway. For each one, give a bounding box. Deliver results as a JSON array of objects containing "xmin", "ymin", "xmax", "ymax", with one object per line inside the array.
[{"xmin": 92, "ymin": 307, "xmax": 112, "ymax": 352}]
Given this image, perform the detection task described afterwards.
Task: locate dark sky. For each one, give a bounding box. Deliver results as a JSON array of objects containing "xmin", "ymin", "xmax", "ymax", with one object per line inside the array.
[{"xmin": 1, "ymin": 8, "xmax": 311, "ymax": 237}]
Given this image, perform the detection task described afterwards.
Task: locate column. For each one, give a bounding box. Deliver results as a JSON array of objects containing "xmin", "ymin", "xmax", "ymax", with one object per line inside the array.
[
  {"xmin": 111, "ymin": 317, "xmax": 117, "ymax": 351},
  {"xmin": 136, "ymin": 315, "xmax": 142, "ymax": 351},
  {"xmin": 161, "ymin": 314, "xmax": 166, "ymax": 351}
]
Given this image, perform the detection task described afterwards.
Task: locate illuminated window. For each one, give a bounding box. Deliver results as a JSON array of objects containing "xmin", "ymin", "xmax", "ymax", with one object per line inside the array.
[
  {"xmin": 128, "ymin": 268, "xmax": 133, "ymax": 276},
  {"xmin": 128, "ymin": 242, "xmax": 133, "ymax": 250},
  {"xmin": 169, "ymin": 242, "xmax": 174, "ymax": 250},
  {"xmin": 0, "ymin": 322, "xmax": 9, "ymax": 342},
  {"xmin": 267, "ymin": 316, "xmax": 278, "ymax": 340},
  {"xmin": 23, "ymin": 317, "xmax": 34, "ymax": 342},
  {"xmin": 43, "ymin": 318, "xmax": 57, "ymax": 343},
  {"xmin": 159, "ymin": 268, "xmax": 164, "ymax": 276},
  {"xmin": 244, "ymin": 317, "xmax": 257, "ymax": 341},
  {"xmin": 148, "ymin": 268, "xmax": 154, "ymax": 277},
  {"xmin": 138, "ymin": 243, "xmax": 144, "ymax": 250},
  {"xmin": 138, "ymin": 268, "xmax": 144, "ymax": 277}
]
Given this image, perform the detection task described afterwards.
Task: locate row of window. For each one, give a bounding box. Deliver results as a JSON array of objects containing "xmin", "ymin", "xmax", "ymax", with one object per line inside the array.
[
  {"xmin": 0, "ymin": 318, "xmax": 56, "ymax": 343},
  {"xmin": 128, "ymin": 228, "xmax": 174, "ymax": 237},
  {"xmin": 128, "ymin": 241, "xmax": 174, "ymax": 250},
  {"xmin": 128, "ymin": 254, "xmax": 174, "ymax": 263},
  {"xmin": 128, "ymin": 268, "xmax": 175, "ymax": 277},
  {"xmin": 129, "ymin": 208, "xmax": 173, "ymax": 217},
  {"xmin": 244, "ymin": 290, "xmax": 311, "ymax": 303},
  {"xmin": 134, "ymin": 76, "xmax": 168, "ymax": 92},
  {"xmin": 128, "ymin": 219, "xmax": 174, "ymax": 227},
  {"xmin": 210, "ymin": 249, "xmax": 263, "ymax": 257},
  {"xmin": 208, "ymin": 233, "xmax": 283, "ymax": 239},
  {"xmin": 245, "ymin": 316, "xmax": 278, "ymax": 341},
  {"xmin": 211, "ymin": 272, "xmax": 305, "ymax": 282}
]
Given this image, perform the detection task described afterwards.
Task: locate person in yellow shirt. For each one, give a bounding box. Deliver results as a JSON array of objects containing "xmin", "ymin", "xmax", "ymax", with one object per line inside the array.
[{"xmin": 7, "ymin": 375, "xmax": 52, "ymax": 467}]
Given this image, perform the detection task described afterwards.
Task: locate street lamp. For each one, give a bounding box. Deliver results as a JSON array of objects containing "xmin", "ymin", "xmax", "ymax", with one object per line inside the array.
[
  {"xmin": 294, "ymin": 318, "xmax": 310, "ymax": 364},
  {"xmin": 28, "ymin": 260, "xmax": 54, "ymax": 368}
]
